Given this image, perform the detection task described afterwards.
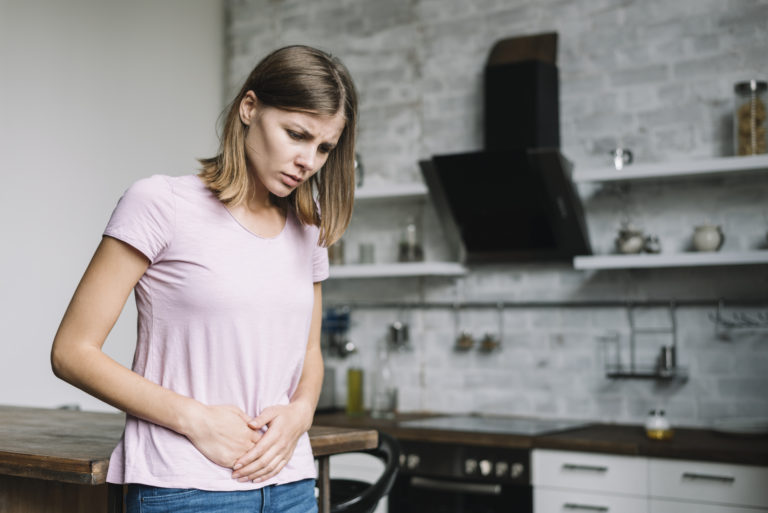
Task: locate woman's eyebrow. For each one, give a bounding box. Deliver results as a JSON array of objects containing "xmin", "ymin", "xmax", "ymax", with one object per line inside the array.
[
  {"xmin": 287, "ymin": 122, "xmax": 313, "ymax": 138},
  {"xmin": 290, "ymin": 122, "xmax": 338, "ymax": 147}
]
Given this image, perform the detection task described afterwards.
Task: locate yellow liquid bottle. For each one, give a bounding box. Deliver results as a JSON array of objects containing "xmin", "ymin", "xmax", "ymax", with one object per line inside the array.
[{"xmin": 346, "ymin": 367, "xmax": 364, "ymax": 417}]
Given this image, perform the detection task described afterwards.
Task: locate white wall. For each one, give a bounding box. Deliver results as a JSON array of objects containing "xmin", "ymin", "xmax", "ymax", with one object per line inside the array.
[{"xmin": 0, "ymin": 0, "xmax": 224, "ymax": 411}]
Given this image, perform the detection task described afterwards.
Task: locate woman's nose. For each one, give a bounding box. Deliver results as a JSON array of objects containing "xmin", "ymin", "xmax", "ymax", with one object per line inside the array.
[{"xmin": 295, "ymin": 146, "xmax": 316, "ymax": 171}]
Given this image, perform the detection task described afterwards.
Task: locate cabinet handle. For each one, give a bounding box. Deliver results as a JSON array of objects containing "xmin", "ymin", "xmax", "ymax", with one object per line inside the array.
[
  {"xmin": 562, "ymin": 463, "xmax": 608, "ymax": 472},
  {"xmin": 564, "ymin": 503, "xmax": 609, "ymax": 511},
  {"xmin": 682, "ymin": 472, "xmax": 735, "ymax": 483}
]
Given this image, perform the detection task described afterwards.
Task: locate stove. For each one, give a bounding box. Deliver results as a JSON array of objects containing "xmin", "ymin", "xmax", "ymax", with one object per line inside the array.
[
  {"xmin": 389, "ymin": 416, "xmax": 589, "ymax": 513},
  {"xmin": 397, "ymin": 414, "xmax": 588, "ymax": 436}
]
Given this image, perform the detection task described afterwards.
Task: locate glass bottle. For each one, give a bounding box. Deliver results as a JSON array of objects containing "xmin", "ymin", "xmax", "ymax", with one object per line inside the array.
[
  {"xmin": 734, "ymin": 80, "xmax": 767, "ymax": 156},
  {"xmin": 370, "ymin": 340, "xmax": 398, "ymax": 419},
  {"xmin": 398, "ymin": 216, "xmax": 424, "ymax": 262},
  {"xmin": 346, "ymin": 366, "xmax": 364, "ymax": 417}
]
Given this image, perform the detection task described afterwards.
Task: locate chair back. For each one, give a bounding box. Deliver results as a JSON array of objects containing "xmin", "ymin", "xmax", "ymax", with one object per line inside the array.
[{"xmin": 330, "ymin": 431, "xmax": 401, "ymax": 513}]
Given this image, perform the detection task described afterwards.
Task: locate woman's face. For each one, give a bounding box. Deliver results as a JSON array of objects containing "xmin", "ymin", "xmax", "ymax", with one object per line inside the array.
[{"xmin": 240, "ymin": 91, "xmax": 346, "ymax": 199}]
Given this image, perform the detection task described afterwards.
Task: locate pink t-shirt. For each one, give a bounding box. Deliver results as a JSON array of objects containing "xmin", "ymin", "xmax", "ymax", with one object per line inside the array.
[{"xmin": 103, "ymin": 174, "xmax": 328, "ymax": 490}]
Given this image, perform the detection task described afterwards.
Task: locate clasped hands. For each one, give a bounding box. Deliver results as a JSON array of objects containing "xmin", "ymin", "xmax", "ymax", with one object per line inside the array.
[{"xmin": 185, "ymin": 402, "xmax": 313, "ymax": 483}]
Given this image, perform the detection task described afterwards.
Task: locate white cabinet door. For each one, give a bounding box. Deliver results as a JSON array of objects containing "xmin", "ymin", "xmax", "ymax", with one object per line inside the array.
[
  {"xmin": 534, "ymin": 449, "xmax": 648, "ymax": 496},
  {"xmin": 535, "ymin": 488, "xmax": 649, "ymax": 513},
  {"xmin": 650, "ymin": 498, "xmax": 768, "ymax": 513},
  {"xmin": 649, "ymin": 459, "xmax": 768, "ymax": 509},
  {"xmin": 329, "ymin": 452, "xmax": 388, "ymax": 513}
]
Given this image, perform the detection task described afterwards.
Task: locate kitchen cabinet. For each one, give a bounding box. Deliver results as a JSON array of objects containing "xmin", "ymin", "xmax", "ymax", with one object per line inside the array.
[
  {"xmin": 533, "ymin": 449, "xmax": 648, "ymax": 512},
  {"xmin": 649, "ymin": 458, "xmax": 768, "ymax": 512},
  {"xmin": 329, "ymin": 183, "xmax": 466, "ymax": 279},
  {"xmin": 533, "ymin": 449, "xmax": 768, "ymax": 513},
  {"xmin": 535, "ymin": 488, "xmax": 649, "ymax": 513},
  {"xmin": 571, "ymin": 154, "xmax": 768, "ymax": 270},
  {"xmin": 329, "ymin": 452, "xmax": 388, "ymax": 513}
]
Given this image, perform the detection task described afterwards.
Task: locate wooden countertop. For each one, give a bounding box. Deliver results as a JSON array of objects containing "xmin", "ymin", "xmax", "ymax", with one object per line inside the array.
[
  {"xmin": 0, "ymin": 405, "xmax": 377, "ymax": 485},
  {"xmin": 314, "ymin": 411, "xmax": 768, "ymax": 466}
]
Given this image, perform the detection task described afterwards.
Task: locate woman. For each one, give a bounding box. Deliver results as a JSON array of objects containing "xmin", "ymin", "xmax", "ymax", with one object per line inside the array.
[{"xmin": 50, "ymin": 45, "xmax": 357, "ymax": 512}]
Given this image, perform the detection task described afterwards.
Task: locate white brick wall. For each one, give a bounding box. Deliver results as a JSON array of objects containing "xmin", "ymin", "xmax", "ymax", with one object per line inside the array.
[{"xmin": 226, "ymin": 0, "xmax": 768, "ymax": 427}]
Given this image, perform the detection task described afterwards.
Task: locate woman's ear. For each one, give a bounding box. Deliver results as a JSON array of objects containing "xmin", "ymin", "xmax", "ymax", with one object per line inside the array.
[{"xmin": 239, "ymin": 91, "xmax": 258, "ymax": 126}]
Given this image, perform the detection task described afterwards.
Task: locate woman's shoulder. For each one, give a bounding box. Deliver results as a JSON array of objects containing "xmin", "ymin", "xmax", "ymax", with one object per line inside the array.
[
  {"xmin": 121, "ymin": 174, "xmax": 172, "ymax": 198},
  {"xmin": 121, "ymin": 174, "xmax": 204, "ymax": 200}
]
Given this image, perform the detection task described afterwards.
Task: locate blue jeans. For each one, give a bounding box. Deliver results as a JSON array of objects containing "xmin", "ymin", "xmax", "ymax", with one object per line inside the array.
[{"xmin": 125, "ymin": 478, "xmax": 318, "ymax": 513}]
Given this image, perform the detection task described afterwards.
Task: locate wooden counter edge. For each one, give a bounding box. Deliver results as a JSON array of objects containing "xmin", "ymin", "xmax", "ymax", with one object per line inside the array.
[
  {"xmin": 308, "ymin": 425, "xmax": 378, "ymax": 457},
  {"xmin": 0, "ymin": 452, "xmax": 108, "ymax": 485}
]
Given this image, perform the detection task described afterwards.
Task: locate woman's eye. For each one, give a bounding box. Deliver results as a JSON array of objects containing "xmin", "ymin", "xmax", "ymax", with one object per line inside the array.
[
  {"xmin": 287, "ymin": 130, "xmax": 303, "ymax": 140},
  {"xmin": 318, "ymin": 145, "xmax": 332, "ymax": 154}
]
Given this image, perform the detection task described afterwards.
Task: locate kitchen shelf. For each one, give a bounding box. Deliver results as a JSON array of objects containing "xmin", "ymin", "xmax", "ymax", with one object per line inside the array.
[
  {"xmin": 329, "ymin": 262, "xmax": 467, "ymax": 279},
  {"xmin": 574, "ymin": 250, "xmax": 768, "ymax": 270},
  {"xmin": 573, "ymin": 154, "xmax": 768, "ymax": 183},
  {"xmin": 605, "ymin": 365, "xmax": 689, "ymax": 381},
  {"xmin": 354, "ymin": 183, "xmax": 428, "ymax": 201}
]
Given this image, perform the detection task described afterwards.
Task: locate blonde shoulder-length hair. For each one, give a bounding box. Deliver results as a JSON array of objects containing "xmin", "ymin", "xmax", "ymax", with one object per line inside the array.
[{"xmin": 198, "ymin": 45, "xmax": 357, "ymax": 247}]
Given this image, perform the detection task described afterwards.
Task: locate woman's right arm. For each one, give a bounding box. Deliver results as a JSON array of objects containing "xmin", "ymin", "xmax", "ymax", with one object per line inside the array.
[{"xmin": 51, "ymin": 236, "xmax": 258, "ymax": 469}]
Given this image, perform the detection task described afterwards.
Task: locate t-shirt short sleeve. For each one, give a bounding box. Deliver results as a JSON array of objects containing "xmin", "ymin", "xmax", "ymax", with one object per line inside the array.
[
  {"xmin": 313, "ymin": 241, "xmax": 330, "ymax": 282},
  {"xmin": 104, "ymin": 175, "xmax": 175, "ymax": 263}
]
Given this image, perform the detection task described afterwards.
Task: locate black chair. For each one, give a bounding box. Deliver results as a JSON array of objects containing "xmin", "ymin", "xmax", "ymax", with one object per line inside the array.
[{"xmin": 330, "ymin": 431, "xmax": 401, "ymax": 513}]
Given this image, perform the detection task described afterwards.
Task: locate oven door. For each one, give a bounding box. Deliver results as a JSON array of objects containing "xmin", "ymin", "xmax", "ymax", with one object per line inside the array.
[{"xmin": 389, "ymin": 474, "xmax": 533, "ymax": 513}]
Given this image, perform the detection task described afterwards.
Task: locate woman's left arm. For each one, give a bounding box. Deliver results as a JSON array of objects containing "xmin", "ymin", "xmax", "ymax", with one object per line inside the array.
[{"xmin": 232, "ymin": 282, "xmax": 325, "ymax": 483}]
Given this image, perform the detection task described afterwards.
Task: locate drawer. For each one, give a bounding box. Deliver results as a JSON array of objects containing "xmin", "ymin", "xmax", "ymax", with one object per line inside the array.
[
  {"xmin": 533, "ymin": 449, "xmax": 648, "ymax": 495},
  {"xmin": 649, "ymin": 459, "xmax": 768, "ymax": 508},
  {"xmin": 651, "ymin": 498, "xmax": 768, "ymax": 513},
  {"xmin": 535, "ymin": 488, "xmax": 649, "ymax": 513}
]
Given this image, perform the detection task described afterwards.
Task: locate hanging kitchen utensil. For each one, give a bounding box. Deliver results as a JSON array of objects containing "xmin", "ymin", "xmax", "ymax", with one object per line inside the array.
[{"xmin": 453, "ymin": 303, "xmax": 474, "ymax": 352}]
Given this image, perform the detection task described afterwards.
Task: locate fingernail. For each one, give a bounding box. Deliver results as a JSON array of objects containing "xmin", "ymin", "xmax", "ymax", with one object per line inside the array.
[
  {"xmin": 233, "ymin": 464, "xmax": 242, "ymax": 470},
  {"xmin": 238, "ymin": 477, "xmax": 249, "ymax": 483}
]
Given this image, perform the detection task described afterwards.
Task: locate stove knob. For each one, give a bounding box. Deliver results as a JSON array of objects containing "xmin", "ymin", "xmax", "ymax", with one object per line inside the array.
[
  {"xmin": 479, "ymin": 459, "xmax": 492, "ymax": 476},
  {"xmin": 406, "ymin": 454, "xmax": 420, "ymax": 469},
  {"xmin": 511, "ymin": 462, "xmax": 524, "ymax": 478},
  {"xmin": 464, "ymin": 458, "xmax": 477, "ymax": 475},
  {"xmin": 495, "ymin": 461, "xmax": 509, "ymax": 477},
  {"xmin": 399, "ymin": 454, "xmax": 406, "ymax": 467}
]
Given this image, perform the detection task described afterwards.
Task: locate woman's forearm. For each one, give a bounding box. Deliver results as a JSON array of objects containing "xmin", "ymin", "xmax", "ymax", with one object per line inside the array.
[{"xmin": 52, "ymin": 341, "xmax": 202, "ymax": 435}]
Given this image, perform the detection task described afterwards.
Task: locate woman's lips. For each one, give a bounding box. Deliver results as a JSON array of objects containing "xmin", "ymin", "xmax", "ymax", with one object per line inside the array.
[{"xmin": 281, "ymin": 173, "xmax": 302, "ymax": 187}]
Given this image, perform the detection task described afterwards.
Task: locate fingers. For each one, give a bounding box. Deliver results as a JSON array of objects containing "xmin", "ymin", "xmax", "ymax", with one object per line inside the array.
[
  {"xmin": 233, "ymin": 444, "xmax": 291, "ymax": 483},
  {"xmin": 232, "ymin": 429, "xmax": 296, "ymax": 482},
  {"xmin": 248, "ymin": 407, "xmax": 279, "ymax": 431}
]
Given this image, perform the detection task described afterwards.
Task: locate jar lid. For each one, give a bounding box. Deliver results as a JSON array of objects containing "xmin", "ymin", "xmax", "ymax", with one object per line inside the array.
[{"xmin": 734, "ymin": 80, "xmax": 767, "ymax": 94}]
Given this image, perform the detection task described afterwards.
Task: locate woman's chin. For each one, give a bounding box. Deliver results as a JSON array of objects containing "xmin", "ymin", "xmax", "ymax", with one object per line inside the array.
[{"xmin": 268, "ymin": 184, "xmax": 296, "ymax": 198}]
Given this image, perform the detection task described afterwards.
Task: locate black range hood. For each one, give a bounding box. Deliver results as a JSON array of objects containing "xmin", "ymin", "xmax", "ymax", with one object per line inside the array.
[{"xmin": 420, "ymin": 33, "xmax": 591, "ymax": 263}]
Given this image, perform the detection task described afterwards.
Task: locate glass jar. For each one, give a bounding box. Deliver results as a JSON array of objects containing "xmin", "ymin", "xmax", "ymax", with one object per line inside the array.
[
  {"xmin": 734, "ymin": 80, "xmax": 767, "ymax": 156},
  {"xmin": 645, "ymin": 409, "xmax": 674, "ymax": 440}
]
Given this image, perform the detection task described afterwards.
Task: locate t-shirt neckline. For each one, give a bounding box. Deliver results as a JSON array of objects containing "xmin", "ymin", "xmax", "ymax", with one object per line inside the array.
[{"xmin": 191, "ymin": 174, "xmax": 289, "ymax": 241}]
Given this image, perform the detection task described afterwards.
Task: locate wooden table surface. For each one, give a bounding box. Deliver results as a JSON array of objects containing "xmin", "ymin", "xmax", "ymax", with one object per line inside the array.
[{"xmin": 0, "ymin": 405, "xmax": 378, "ymax": 513}]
